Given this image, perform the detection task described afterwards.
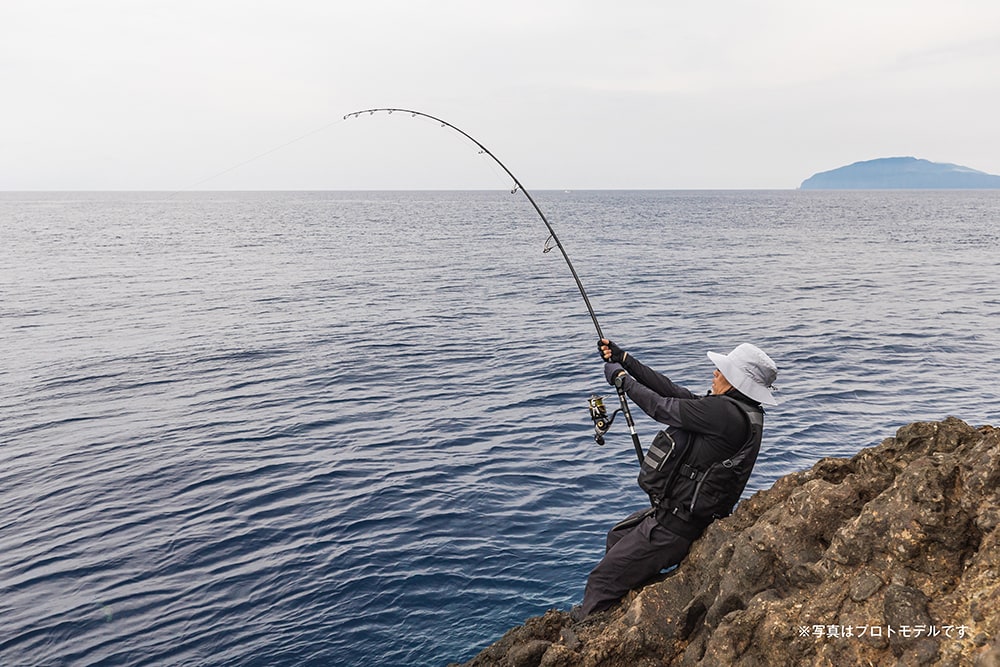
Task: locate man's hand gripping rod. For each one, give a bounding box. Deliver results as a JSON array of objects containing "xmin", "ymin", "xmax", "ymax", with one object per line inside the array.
[
  {"xmin": 614, "ymin": 374, "xmax": 643, "ymax": 465},
  {"xmin": 590, "ymin": 344, "xmax": 644, "ymax": 465}
]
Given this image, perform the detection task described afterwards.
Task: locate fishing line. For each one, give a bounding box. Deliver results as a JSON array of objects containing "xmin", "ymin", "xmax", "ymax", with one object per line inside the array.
[
  {"xmin": 168, "ymin": 116, "xmax": 350, "ymax": 195},
  {"xmin": 345, "ymin": 108, "xmax": 644, "ymax": 461}
]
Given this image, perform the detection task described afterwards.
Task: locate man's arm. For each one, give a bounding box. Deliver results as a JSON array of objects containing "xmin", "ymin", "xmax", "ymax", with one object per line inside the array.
[
  {"xmin": 623, "ymin": 377, "xmax": 749, "ymax": 457},
  {"xmin": 622, "ymin": 354, "xmax": 699, "ymax": 400},
  {"xmin": 605, "ymin": 361, "xmax": 691, "ymax": 427}
]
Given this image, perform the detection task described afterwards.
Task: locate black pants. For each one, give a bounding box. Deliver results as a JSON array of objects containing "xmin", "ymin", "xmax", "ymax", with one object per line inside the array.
[{"xmin": 580, "ymin": 508, "xmax": 693, "ymax": 616}]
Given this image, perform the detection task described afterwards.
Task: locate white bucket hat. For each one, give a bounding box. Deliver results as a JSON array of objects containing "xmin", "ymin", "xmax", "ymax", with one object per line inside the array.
[{"xmin": 707, "ymin": 343, "xmax": 779, "ymax": 406}]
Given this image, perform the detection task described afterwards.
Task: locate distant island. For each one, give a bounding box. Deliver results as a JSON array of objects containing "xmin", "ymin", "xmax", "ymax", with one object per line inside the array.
[{"xmin": 800, "ymin": 156, "xmax": 1000, "ymax": 189}]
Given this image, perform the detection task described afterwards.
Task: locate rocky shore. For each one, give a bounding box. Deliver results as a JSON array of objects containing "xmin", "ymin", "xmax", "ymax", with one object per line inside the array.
[{"xmin": 453, "ymin": 418, "xmax": 999, "ymax": 666}]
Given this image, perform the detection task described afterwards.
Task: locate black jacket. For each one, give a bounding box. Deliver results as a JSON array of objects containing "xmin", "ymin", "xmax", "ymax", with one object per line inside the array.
[{"xmin": 611, "ymin": 354, "xmax": 764, "ymax": 539}]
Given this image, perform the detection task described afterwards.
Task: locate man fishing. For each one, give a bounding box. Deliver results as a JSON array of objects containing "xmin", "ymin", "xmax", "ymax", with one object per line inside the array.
[
  {"xmin": 345, "ymin": 108, "xmax": 778, "ymax": 620},
  {"xmin": 575, "ymin": 339, "xmax": 778, "ymax": 618}
]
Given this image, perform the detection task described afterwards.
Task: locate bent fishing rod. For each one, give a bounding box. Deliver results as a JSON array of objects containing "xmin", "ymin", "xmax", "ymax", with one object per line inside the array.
[{"xmin": 345, "ymin": 108, "xmax": 643, "ymax": 462}]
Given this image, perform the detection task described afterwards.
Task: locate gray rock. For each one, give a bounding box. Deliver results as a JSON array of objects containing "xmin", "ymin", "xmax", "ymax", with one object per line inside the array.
[{"xmin": 456, "ymin": 418, "xmax": 1000, "ymax": 666}]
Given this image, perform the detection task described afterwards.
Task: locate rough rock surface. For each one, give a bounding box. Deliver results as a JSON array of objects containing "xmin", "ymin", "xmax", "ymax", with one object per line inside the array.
[{"xmin": 453, "ymin": 418, "xmax": 1000, "ymax": 666}]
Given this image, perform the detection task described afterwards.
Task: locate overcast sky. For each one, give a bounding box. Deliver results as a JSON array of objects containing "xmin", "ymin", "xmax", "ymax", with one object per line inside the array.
[{"xmin": 3, "ymin": 1, "xmax": 999, "ymax": 190}]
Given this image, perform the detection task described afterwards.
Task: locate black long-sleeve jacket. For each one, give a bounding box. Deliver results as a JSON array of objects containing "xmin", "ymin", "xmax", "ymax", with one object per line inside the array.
[{"xmin": 609, "ymin": 354, "xmax": 764, "ymax": 539}]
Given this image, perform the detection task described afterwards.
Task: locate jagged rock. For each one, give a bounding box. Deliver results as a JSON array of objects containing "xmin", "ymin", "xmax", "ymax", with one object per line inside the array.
[{"xmin": 453, "ymin": 418, "xmax": 1000, "ymax": 666}]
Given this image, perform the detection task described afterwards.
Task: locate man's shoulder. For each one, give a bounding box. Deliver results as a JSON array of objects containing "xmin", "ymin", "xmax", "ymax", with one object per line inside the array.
[{"xmin": 677, "ymin": 392, "xmax": 743, "ymax": 423}]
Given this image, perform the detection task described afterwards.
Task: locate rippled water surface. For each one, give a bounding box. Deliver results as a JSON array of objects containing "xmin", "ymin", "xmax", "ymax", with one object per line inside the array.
[{"xmin": 2, "ymin": 190, "xmax": 998, "ymax": 666}]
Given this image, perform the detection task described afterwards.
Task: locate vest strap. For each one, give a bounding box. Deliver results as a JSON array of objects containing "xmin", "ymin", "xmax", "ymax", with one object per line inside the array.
[{"xmin": 678, "ymin": 463, "xmax": 707, "ymax": 482}]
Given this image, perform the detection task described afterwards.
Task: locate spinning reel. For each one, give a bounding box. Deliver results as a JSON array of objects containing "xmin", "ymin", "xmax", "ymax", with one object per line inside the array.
[
  {"xmin": 587, "ymin": 395, "xmax": 622, "ymax": 446},
  {"xmin": 587, "ymin": 370, "xmax": 643, "ymax": 464}
]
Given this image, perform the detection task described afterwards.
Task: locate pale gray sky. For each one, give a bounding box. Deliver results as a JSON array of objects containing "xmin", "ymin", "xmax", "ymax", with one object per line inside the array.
[{"xmin": 3, "ymin": 0, "xmax": 999, "ymax": 190}]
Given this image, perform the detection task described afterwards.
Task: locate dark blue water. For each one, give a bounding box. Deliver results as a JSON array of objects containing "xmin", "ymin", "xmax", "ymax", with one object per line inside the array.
[{"xmin": 2, "ymin": 190, "xmax": 998, "ymax": 666}]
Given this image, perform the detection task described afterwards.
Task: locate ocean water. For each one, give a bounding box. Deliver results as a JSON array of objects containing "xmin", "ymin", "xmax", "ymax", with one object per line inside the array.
[{"xmin": 2, "ymin": 189, "xmax": 998, "ymax": 666}]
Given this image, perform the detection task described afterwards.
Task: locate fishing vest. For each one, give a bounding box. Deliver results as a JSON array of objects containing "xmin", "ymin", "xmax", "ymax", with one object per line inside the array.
[{"xmin": 638, "ymin": 396, "xmax": 764, "ymax": 540}]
